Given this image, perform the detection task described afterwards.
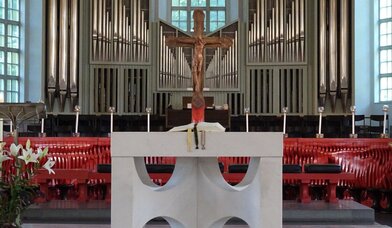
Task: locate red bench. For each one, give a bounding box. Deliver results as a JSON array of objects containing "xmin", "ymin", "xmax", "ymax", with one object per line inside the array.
[
  {"xmin": 34, "ymin": 169, "xmax": 89, "ymax": 203},
  {"xmin": 223, "ymin": 172, "xmax": 355, "ymax": 203},
  {"xmin": 34, "ymin": 169, "xmax": 112, "ymax": 203},
  {"xmin": 88, "ymin": 172, "xmax": 111, "ymax": 203},
  {"xmin": 283, "ymin": 172, "xmax": 356, "ymax": 203}
]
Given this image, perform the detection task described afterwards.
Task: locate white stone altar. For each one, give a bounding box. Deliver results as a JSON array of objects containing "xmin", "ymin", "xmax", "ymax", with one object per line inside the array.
[{"xmin": 111, "ymin": 132, "xmax": 282, "ymax": 228}]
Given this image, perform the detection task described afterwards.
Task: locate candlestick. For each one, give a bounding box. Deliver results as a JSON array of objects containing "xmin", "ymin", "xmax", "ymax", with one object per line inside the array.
[
  {"xmin": 381, "ymin": 105, "xmax": 389, "ymax": 138},
  {"xmin": 201, "ymin": 131, "xmax": 206, "ymax": 150},
  {"xmin": 349, "ymin": 105, "xmax": 357, "ymax": 138},
  {"xmin": 74, "ymin": 105, "xmax": 80, "ymax": 136},
  {"xmin": 108, "ymin": 107, "xmax": 115, "ymax": 134},
  {"xmin": 317, "ymin": 107, "xmax": 324, "ymax": 138},
  {"xmin": 282, "ymin": 107, "xmax": 288, "ymax": 136},
  {"xmin": 0, "ymin": 118, "xmax": 3, "ymax": 141},
  {"xmin": 41, "ymin": 118, "xmax": 44, "ymax": 133},
  {"xmin": 383, "ymin": 105, "xmax": 388, "ymax": 134},
  {"xmin": 146, "ymin": 107, "xmax": 152, "ymax": 132},
  {"xmin": 244, "ymin": 107, "xmax": 250, "ymax": 132},
  {"xmin": 351, "ymin": 106, "xmax": 355, "ymax": 134}
]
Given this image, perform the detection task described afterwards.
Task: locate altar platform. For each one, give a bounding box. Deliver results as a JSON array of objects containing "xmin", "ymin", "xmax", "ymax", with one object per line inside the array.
[{"xmin": 22, "ymin": 200, "xmax": 390, "ymax": 227}]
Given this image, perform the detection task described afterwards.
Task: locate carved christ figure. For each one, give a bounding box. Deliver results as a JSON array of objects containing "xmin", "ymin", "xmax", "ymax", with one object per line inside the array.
[{"xmin": 166, "ymin": 9, "xmax": 232, "ymax": 123}]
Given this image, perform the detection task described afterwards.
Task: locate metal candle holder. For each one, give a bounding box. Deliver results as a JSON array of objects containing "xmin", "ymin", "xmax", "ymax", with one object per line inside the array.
[
  {"xmin": 73, "ymin": 105, "xmax": 81, "ymax": 137},
  {"xmin": 316, "ymin": 106, "xmax": 324, "ymax": 138},
  {"xmin": 146, "ymin": 107, "xmax": 152, "ymax": 132},
  {"xmin": 381, "ymin": 105, "xmax": 389, "ymax": 138},
  {"xmin": 282, "ymin": 107, "xmax": 288, "ymax": 138},
  {"xmin": 349, "ymin": 105, "xmax": 357, "ymax": 138},
  {"xmin": 244, "ymin": 107, "xmax": 250, "ymax": 133},
  {"xmin": 108, "ymin": 106, "xmax": 116, "ymax": 137}
]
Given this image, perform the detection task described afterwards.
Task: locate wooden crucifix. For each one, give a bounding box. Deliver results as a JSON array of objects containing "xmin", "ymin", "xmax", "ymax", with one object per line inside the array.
[{"xmin": 166, "ymin": 9, "xmax": 233, "ymax": 123}]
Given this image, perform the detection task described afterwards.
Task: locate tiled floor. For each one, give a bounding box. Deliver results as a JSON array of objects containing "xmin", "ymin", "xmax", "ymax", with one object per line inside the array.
[{"xmin": 21, "ymin": 224, "xmax": 391, "ymax": 228}]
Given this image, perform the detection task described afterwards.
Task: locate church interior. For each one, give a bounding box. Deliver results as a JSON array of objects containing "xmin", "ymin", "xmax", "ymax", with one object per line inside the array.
[{"xmin": 1, "ymin": 0, "xmax": 392, "ymax": 227}]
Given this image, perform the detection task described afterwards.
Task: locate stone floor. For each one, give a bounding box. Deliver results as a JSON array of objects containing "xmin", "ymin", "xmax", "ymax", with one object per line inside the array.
[
  {"xmin": 21, "ymin": 224, "xmax": 391, "ymax": 227},
  {"xmin": 21, "ymin": 200, "xmax": 392, "ymax": 228}
]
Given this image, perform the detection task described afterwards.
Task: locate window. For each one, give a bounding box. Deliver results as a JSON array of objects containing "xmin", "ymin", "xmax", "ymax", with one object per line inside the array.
[
  {"xmin": 171, "ymin": 0, "xmax": 226, "ymax": 32},
  {"xmin": 379, "ymin": 0, "xmax": 392, "ymax": 101},
  {"xmin": 0, "ymin": 0, "xmax": 20, "ymax": 103}
]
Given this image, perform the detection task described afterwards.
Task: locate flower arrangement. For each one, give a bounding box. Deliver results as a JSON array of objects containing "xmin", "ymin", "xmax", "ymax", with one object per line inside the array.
[{"xmin": 0, "ymin": 140, "xmax": 55, "ymax": 227}]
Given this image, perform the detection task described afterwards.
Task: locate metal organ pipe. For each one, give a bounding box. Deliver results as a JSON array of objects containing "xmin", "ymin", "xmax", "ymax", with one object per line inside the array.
[
  {"xmin": 92, "ymin": 0, "xmax": 98, "ymax": 60},
  {"xmin": 340, "ymin": 0, "xmax": 349, "ymax": 110},
  {"xmin": 70, "ymin": 0, "xmax": 78, "ymax": 109},
  {"xmin": 47, "ymin": 0, "xmax": 57, "ymax": 112},
  {"xmin": 329, "ymin": 0, "xmax": 338, "ymax": 111},
  {"xmin": 113, "ymin": 0, "xmax": 118, "ymax": 60},
  {"xmin": 319, "ymin": 0, "xmax": 327, "ymax": 107},
  {"xmin": 59, "ymin": 0, "xmax": 69, "ymax": 112},
  {"xmin": 300, "ymin": 0, "xmax": 304, "ymax": 61}
]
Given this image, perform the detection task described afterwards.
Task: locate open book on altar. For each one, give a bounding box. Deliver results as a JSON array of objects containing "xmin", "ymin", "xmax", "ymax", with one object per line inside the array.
[{"xmin": 168, "ymin": 122, "xmax": 225, "ymax": 132}]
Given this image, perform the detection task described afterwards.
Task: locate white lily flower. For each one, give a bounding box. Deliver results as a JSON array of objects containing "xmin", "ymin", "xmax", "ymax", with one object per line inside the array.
[
  {"xmin": 18, "ymin": 148, "xmax": 39, "ymax": 165},
  {"xmin": 43, "ymin": 158, "xmax": 55, "ymax": 174},
  {"xmin": 0, "ymin": 142, "xmax": 6, "ymax": 151},
  {"xmin": 37, "ymin": 147, "xmax": 49, "ymax": 160},
  {"xmin": 0, "ymin": 153, "xmax": 11, "ymax": 168},
  {"xmin": 10, "ymin": 143, "xmax": 22, "ymax": 157}
]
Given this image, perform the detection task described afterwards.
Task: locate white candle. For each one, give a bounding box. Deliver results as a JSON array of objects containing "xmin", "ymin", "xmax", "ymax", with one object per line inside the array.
[
  {"xmin": 108, "ymin": 107, "xmax": 115, "ymax": 134},
  {"xmin": 74, "ymin": 105, "xmax": 80, "ymax": 134},
  {"xmin": 10, "ymin": 121, "xmax": 12, "ymax": 133},
  {"xmin": 0, "ymin": 118, "xmax": 3, "ymax": 141},
  {"xmin": 41, "ymin": 118, "xmax": 44, "ymax": 133},
  {"xmin": 383, "ymin": 105, "xmax": 389, "ymax": 134},
  {"xmin": 318, "ymin": 112, "xmax": 322, "ymax": 135},
  {"xmin": 110, "ymin": 112, "xmax": 113, "ymax": 133},
  {"xmin": 146, "ymin": 107, "xmax": 151, "ymax": 132},
  {"xmin": 383, "ymin": 113, "xmax": 387, "ymax": 134},
  {"xmin": 317, "ymin": 107, "xmax": 324, "ymax": 135},
  {"xmin": 246, "ymin": 113, "xmax": 249, "ymax": 132},
  {"xmin": 245, "ymin": 108, "xmax": 250, "ymax": 132},
  {"xmin": 75, "ymin": 112, "xmax": 79, "ymax": 134},
  {"xmin": 282, "ymin": 107, "xmax": 288, "ymax": 134},
  {"xmin": 147, "ymin": 112, "xmax": 150, "ymax": 132},
  {"xmin": 352, "ymin": 113, "xmax": 355, "ymax": 135},
  {"xmin": 350, "ymin": 106, "xmax": 356, "ymax": 135}
]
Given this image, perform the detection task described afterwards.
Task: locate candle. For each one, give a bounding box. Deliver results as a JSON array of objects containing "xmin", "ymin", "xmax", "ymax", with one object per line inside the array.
[
  {"xmin": 74, "ymin": 105, "xmax": 81, "ymax": 134},
  {"xmin": 0, "ymin": 118, "xmax": 3, "ymax": 141},
  {"xmin": 201, "ymin": 131, "xmax": 206, "ymax": 150},
  {"xmin": 318, "ymin": 107, "xmax": 324, "ymax": 135},
  {"xmin": 244, "ymin": 108, "xmax": 250, "ymax": 132},
  {"xmin": 282, "ymin": 107, "xmax": 288, "ymax": 134},
  {"xmin": 383, "ymin": 105, "xmax": 389, "ymax": 134},
  {"xmin": 146, "ymin": 107, "xmax": 152, "ymax": 132},
  {"xmin": 108, "ymin": 107, "xmax": 115, "ymax": 133},
  {"xmin": 41, "ymin": 118, "xmax": 44, "ymax": 134},
  {"xmin": 350, "ymin": 106, "xmax": 356, "ymax": 135},
  {"xmin": 10, "ymin": 120, "xmax": 12, "ymax": 133},
  {"xmin": 110, "ymin": 112, "xmax": 113, "ymax": 133}
]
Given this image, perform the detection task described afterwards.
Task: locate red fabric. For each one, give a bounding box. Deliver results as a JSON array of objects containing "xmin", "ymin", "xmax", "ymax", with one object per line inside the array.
[{"xmin": 192, "ymin": 105, "xmax": 205, "ymax": 123}]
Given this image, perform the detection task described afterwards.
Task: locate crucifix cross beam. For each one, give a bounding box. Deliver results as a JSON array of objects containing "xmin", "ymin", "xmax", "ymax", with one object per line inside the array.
[{"xmin": 166, "ymin": 9, "xmax": 233, "ymax": 123}]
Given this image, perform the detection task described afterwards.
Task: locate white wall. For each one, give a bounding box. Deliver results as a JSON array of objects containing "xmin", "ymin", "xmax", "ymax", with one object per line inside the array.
[
  {"xmin": 24, "ymin": 0, "xmax": 44, "ymax": 103},
  {"xmin": 355, "ymin": 0, "xmax": 392, "ymax": 117}
]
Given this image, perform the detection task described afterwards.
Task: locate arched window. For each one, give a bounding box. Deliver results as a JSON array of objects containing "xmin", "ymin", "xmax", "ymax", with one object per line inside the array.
[
  {"xmin": 171, "ymin": 0, "xmax": 226, "ymax": 32},
  {"xmin": 379, "ymin": 0, "xmax": 392, "ymax": 101}
]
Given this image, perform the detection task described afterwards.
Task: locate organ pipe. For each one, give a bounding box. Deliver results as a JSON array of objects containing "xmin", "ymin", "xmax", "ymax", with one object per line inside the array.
[
  {"xmin": 47, "ymin": 0, "xmax": 57, "ymax": 112},
  {"xmin": 58, "ymin": 0, "xmax": 69, "ymax": 112}
]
